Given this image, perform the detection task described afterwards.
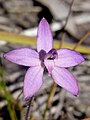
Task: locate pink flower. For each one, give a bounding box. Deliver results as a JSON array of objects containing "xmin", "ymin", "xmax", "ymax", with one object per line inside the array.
[{"xmin": 4, "ymin": 18, "xmax": 85, "ymax": 100}]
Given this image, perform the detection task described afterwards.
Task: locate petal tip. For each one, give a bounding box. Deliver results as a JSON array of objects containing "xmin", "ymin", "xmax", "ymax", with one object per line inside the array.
[
  {"xmin": 24, "ymin": 91, "xmax": 34, "ymax": 100},
  {"xmin": 24, "ymin": 95, "xmax": 32, "ymax": 100},
  {"xmin": 74, "ymin": 94, "xmax": 79, "ymax": 97},
  {"xmin": 73, "ymin": 87, "xmax": 79, "ymax": 97},
  {"xmin": 73, "ymin": 91, "xmax": 79, "ymax": 97},
  {"xmin": 3, "ymin": 52, "xmax": 12, "ymax": 62},
  {"xmin": 3, "ymin": 53, "xmax": 8, "ymax": 59},
  {"xmin": 82, "ymin": 55, "xmax": 85, "ymax": 61},
  {"xmin": 40, "ymin": 17, "xmax": 48, "ymax": 25},
  {"xmin": 78, "ymin": 54, "xmax": 85, "ymax": 65},
  {"xmin": 42, "ymin": 17, "xmax": 46, "ymax": 20}
]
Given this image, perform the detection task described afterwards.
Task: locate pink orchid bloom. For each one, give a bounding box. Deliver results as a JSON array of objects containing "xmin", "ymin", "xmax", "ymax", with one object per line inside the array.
[{"xmin": 4, "ymin": 18, "xmax": 85, "ymax": 100}]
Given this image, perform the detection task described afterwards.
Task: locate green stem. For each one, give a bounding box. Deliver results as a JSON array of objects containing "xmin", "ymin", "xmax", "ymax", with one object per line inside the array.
[{"xmin": 43, "ymin": 83, "xmax": 57, "ymax": 120}]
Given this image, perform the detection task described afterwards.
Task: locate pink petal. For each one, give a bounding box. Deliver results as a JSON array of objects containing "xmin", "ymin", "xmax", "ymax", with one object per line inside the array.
[
  {"xmin": 24, "ymin": 66, "xmax": 44, "ymax": 99},
  {"xmin": 37, "ymin": 18, "xmax": 53, "ymax": 52},
  {"xmin": 44, "ymin": 59, "xmax": 55, "ymax": 74},
  {"xmin": 55, "ymin": 48, "xmax": 85, "ymax": 67},
  {"xmin": 51, "ymin": 67, "xmax": 79, "ymax": 96},
  {"xmin": 4, "ymin": 48, "xmax": 40, "ymax": 66}
]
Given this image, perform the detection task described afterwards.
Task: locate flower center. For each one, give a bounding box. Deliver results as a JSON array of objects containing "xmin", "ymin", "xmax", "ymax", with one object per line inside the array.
[
  {"xmin": 39, "ymin": 49, "xmax": 57, "ymax": 68},
  {"xmin": 45, "ymin": 48, "xmax": 58, "ymax": 60},
  {"xmin": 39, "ymin": 50, "xmax": 46, "ymax": 62}
]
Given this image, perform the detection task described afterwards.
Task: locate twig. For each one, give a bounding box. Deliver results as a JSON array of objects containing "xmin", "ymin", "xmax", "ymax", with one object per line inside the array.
[
  {"xmin": 60, "ymin": 0, "xmax": 75, "ymax": 48},
  {"xmin": 16, "ymin": 90, "xmax": 23, "ymax": 100},
  {"xmin": 73, "ymin": 31, "xmax": 90, "ymax": 50}
]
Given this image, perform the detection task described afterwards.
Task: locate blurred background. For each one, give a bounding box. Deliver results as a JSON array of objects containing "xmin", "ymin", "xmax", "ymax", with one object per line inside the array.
[{"xmin": 0, "ymin": 0, "xmax": 90, "ymax": 120}]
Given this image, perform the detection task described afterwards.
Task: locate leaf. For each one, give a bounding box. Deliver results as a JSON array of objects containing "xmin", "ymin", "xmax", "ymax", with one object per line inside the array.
[
  {"xmin": 0, "ymin": 32, "xmax": 36, "ymax": 46},
  {"xmin": 58, "ymin": 41, "xmax": 90, "ymax": 54},
  {"xmin": 0, "ymin": 32, "xmax": 90, "ymax": 54}
]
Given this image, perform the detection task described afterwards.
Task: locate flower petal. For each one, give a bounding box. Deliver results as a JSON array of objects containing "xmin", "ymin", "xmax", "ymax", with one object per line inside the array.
[
  {"xmin": 24, "ymin": 66, "xmax": 44, "ymax": 99},
  {"xmin": 4, "ymin": 48, "xmax": 40, "ymax": 66},
  {"xmin": 51, "ymin": 67, "xmax": 79, "ymax": 96},
  {"xmin": 37, "ymin": 18, "xmax": 53, "ymax": 52},
  {"xmin": 55, "ymin": 48, "xmax": 85, "ymax": 67},
  {"xmin": 44, "ymin": 60, "xmax": 55, "ymax": 74}
]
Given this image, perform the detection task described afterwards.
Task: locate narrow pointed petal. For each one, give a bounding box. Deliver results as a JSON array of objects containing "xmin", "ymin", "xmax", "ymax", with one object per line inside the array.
[
  {"xmin": 24, "ymin": 66, "xmax": 44, "ymax": 100},
  {"xmin": 52, "ymin": 67, "xmax": 79, "ymax": 96},
  {"xmin": 55, "ymin": 48, "xmax": 85, "ymax": 67},
  {"xmin": 44, "ymin": 60, "xmax": 55, "ymax": 74},
  {"xmin": 4, "ymin": 48, "xmax": 40, "ymax": 66},
  {"xmin": 37, "ymin": 18, "xmax": 53, "ymax": 52}
]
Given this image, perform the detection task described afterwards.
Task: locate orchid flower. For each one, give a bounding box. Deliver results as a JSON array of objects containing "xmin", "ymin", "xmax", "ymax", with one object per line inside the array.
[{"xmin": 4, "ymin": 18, "xmax": 85, "ymax": 100}]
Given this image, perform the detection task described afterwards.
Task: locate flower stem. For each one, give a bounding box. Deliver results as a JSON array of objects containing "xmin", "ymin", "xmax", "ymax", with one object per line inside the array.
[
  {"xmin": 43, "ymin": 1, "xmax": 75, "ymax": 119},
  {"xmin": 43, "ymin": 83, "xmax": 57, "ymax": 120},
  {"xmin": 25, "ymin": 97, "xmax": 33, "ymax": 120}
]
